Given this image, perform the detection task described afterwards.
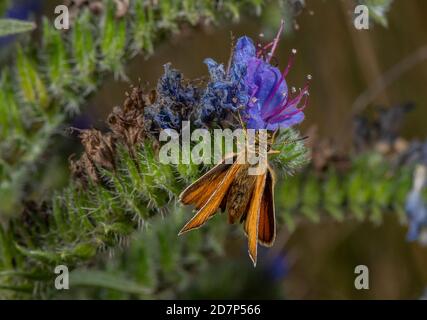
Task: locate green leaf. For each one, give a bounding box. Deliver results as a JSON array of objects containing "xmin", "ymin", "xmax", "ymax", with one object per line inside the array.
[{"xmin": 0, "ymin": 19, "xmax": 36, "ymax": 37}]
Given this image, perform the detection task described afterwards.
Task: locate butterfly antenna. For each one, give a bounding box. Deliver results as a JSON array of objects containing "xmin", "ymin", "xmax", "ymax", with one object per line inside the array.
[{"xmin": 284, "ymin": 135, "xmax": 309, "ymax": 146}]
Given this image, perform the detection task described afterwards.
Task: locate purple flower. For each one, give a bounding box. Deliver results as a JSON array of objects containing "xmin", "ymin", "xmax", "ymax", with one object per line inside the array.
[{"xmin": 232, "ymin": 22, "xmax": 309, "ymax": 130}]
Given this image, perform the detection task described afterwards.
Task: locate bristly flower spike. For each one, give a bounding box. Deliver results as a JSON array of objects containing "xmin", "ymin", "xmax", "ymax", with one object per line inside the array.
[{"xmin": 198, "ymin": 20, "xmax": 310, "ymax": 130}]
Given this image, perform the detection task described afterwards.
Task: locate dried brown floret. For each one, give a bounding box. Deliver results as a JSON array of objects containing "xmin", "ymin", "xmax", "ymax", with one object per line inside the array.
[
  {"xmin": 78, "ymin": 129, "xmax": 116, "ymax": 171},
  {"xmin": 70, "ymin": 85, "xmax": 153, "ymax": 186},
  {"xmin": 108, "ymin": 86, "xmax": 146, "ymax": 150},
  {"xmin": 70, "ymin": 153, "xmax": 99, "ymax": 185}
]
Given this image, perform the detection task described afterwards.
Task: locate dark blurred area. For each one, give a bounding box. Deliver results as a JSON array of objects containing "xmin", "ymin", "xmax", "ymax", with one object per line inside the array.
[
  {"xmin": 2, "ymin": 0, "xmax": 427, "ymax": 299},
  {"xmin": 84, "ymin": 1, "xmax": 427, "ymax": 299}
]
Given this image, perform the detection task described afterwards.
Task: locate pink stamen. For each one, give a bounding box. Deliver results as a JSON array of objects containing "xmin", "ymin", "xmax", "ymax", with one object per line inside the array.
[
  {"xmin": 274, "ymin": 91, "xmax": 289, "ymax": 112},
  {"xmin": 261, "ymin": 62, "xmax": 293, "ymax": 118},
  {"xmin": 272, "ymin": 109, "xmax": 303, "ymax": 123},
  {"xmin": 263, "ymin": 42, "xmax": 274, "ymax": 50},
  {"xmin": 256, "ymin": 42, "xmax": 273, "ymax": 58},
  {"xmin": 256, "ymin": 42, "xmax": 274, "ymax": 58},
  {"xmin": 266, "ymin": 19, "xmax": 285, "ymax": 64},
  {"xmin": 265, "ymin": 79, "xmax": 309, "ymax": 122},
  {"xmin": 283, "ymin": 49, "xmax": 296, "ymax": 78},
  {"xmin": 260, "ymin": 49, "xmax": 297, "ymax": 119},
  {"xmin": 287, "ymin": 83, "xmax": 309, "ymax": 108},
  {"xmin": 269, "ymin": 90, "xmax": 309, "ymax": 123}
]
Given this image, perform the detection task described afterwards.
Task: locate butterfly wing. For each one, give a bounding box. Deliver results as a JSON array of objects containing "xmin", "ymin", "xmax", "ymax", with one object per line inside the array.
[
  {"xmin": 243, "ymin": 171, "xmax": 267, "ymax": 266},
  {"xmin": 257, "ymin": 166, "xmax": 276, "ymax": 247},
  {"xmin": 179, "ymin": 155, "xmax": 235, "ymax": 210}
]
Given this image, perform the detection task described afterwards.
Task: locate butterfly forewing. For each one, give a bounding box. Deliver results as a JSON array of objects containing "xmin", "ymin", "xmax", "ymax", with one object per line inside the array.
[{"xmin": 178, "ymin": 159, "xmax": 242, "ymax": 235}]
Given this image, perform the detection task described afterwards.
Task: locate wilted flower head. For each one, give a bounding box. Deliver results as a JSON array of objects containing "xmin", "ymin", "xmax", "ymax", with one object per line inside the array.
[
  {"xmin": 145, "ymin": 64, "xmax": 200, "ymax": 131},
  {"xmin": 232, "ymin": 21, "xmax": 309, "ymax": 130}
]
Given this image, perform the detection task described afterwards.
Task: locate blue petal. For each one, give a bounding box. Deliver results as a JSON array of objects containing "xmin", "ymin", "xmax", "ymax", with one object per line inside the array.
[
  {"xmin": 204, "ymin": 58, "xmax": 226, "ymax": 82},
  {"xmin": 245, "ymin": 58, "xmax": 288, "ymax": 119},
  {"xmin": 233, "ymin": 36, "xmax": 256, "ymax": 64},
  {"xmin": 267, "ymin": 111, "xmax": 305, "ymax": 130},
  {"xmin": 230, "ymin": 36, "xmax": 256, "ymax": 83},
  {"xmin": 405, "ymin": 188, "xmax": 427, "ymax": 241}
]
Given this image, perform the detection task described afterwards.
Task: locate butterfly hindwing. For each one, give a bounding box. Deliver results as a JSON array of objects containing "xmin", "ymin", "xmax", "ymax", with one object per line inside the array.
[
  {"xmin": 226, "ymin": 164, "xmax": 257, "ymax": 224},
  {"xmin": 257, "ymin": 166, "xmax": 276, "ymax": 247}
]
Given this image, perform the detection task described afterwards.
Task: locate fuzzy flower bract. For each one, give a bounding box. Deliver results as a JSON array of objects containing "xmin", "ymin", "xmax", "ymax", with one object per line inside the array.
[
  {"xmin": 233, "ymin": 25, "xmax": 309, "ymax": 130},
  {"xmin": 200, "ymin": 22, "xmax": 309, "ymax": 130}
]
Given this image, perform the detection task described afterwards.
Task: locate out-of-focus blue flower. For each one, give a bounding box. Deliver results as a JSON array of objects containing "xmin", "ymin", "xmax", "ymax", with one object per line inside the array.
[
  {"xmin": 422, "ymin": 140, "xmax": 427, "ymax": 165},
  {"xmin": 4, "ymin": 0, "xmax": 41, "ymax": 20},
  {"xmin": 397, "ymin": 138, "xmax": 427, "ymax": 167},
  {"xmin": 405, "ymin": 165, "xmax": 427, "ymax": 242},
  {"xmin": 268, "ymin": 253, "xmax": 289, "ymax": 281},
  {"xmin": 255, "ymin": 246, "xmax": 289, "ymax": 281}
]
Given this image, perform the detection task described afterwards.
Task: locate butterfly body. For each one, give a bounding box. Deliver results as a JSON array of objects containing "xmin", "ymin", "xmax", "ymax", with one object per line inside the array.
[{"xmin": 225, "ymin": 163, "xmax": 256, "ymax": 224}]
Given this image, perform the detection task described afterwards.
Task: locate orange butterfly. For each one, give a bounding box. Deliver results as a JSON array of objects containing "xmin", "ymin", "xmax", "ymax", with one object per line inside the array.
[{"xmin": 178, "ymin": 132, "xmax": 278, "ymax": 266}]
